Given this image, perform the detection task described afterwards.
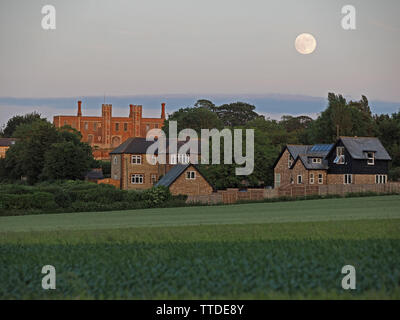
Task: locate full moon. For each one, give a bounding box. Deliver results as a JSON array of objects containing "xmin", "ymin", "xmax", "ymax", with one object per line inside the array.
[{"xmin": 295, "ymin": 33, "xmax": 317, "ymax": 55}]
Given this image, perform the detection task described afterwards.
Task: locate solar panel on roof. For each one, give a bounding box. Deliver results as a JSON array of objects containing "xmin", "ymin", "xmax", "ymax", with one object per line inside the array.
[{"xmin": 310, "ymin": 144, "xmax": 333, "ymax": 152}]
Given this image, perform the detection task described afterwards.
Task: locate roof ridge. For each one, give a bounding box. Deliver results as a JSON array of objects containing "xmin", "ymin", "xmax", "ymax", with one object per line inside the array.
[{"xmin": 340, "ymin": 136, "xmax": 377, "ymax": 139}]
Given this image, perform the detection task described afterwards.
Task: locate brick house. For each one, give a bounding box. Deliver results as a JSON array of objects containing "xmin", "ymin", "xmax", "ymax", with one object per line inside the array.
[
  {"xmin": 155, "ymin": 164, "xmax": 214, "ymax": 196},
  {"xmin": 109, "ymin": 137, "xmax": 202, "ymax": 191},
  {"xmin": 273, "ymin": 137, "xmax": 391, "ymax": 188},
  {"xmin": 53, "ymin": 101, "xmax": 166, "ymax": 160},
  {"xmin": 0, "ymin": 138, "xmax": 17, "ymax": 158}
]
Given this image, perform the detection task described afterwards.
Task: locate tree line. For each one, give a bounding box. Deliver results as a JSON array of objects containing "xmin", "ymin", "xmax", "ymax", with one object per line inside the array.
[
  {"xmin": 162, "ymin": 94, "xmax": 400, "ymax": 188},
  {"xmin": 1, "ymin": 93, "xmax": 399, "ymax": 187}
]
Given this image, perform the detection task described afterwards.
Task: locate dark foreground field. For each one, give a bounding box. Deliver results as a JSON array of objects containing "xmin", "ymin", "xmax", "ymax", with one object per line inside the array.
[{"xmin": 1, "ymin": 196, "xmax": 400, "ymax": 299}]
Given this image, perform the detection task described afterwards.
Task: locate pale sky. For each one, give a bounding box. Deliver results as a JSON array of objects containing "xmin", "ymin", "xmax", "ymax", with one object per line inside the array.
[{"xmin": 0, "ymin": 0, "xmax": 399, "ymax": 126}]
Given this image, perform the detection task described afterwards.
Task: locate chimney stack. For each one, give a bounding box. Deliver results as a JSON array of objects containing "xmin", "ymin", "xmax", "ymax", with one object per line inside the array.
[
  {"xmin": 77, "ymin": 101, "xmax": 82, "ymax": 117},
  {"xmin": 161, "ymin": 102, "xmax": 166, "ymax": 119},
  {"xmin": 129, "ymin": 104, "xmax": 135, "ymax": 118}
]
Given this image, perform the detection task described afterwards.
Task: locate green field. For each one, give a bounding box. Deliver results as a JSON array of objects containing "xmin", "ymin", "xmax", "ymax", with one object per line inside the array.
[
  {"xmin": 1, "ymin": 196, "xmax": 400, "ymax": 299},
  {"xmin": 1, "ymin": 195, "xmax": 400, "ymax": 232}
]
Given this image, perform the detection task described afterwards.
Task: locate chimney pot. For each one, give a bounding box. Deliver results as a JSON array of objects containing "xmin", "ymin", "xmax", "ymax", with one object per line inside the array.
[
  {"xmin": 161, "ymin": 102, "xmax": 166, "ymax": 119},
  {"xmin": 77, "ymin": 100, "xmax": 82, "ymax": 116}
]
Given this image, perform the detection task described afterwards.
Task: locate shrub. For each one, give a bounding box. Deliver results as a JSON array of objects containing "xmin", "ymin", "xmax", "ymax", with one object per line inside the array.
[
  {"xmin": 141, "ymin": 186, "xmax": 172, "ymax": 206},
  {"xmin": 389, "ymin": 167, "xmax": 400, "ymax": 182},
  {"xmin": 68, "ymin": 186, "xmax": 125, "ymax": 204},
  {"xmin": 124, "ymin": 190, "xmax": 145, "ymax": 203},
  {"xmin": 164, "ymin": 195, "xmax": 188, "ymax": 208},
  {"xmin": 0, "ymin": 184, "xmax": 34, "ymax": 195},
  {"xmin": 0, "ymin": 192, "xmax": 57, "ymax": 210},
  {"xmin": 53, "ymin": 190, "xmax": 72, "ymax": 208}
]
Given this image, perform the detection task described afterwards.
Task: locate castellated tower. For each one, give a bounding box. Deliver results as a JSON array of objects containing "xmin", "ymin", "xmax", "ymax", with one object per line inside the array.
[
  {"xmin": 102, "ymin": 104, "xmax": 112, "ymax": 147},
  {"xmin": 53, "ymin": 101, "xmax": 166, "ymax": 160}
]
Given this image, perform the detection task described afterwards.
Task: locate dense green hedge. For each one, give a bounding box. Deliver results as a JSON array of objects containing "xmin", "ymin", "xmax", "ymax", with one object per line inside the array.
[{"xmin": 0, "ymin": 181, "xmax": 187, "ymax": 216}]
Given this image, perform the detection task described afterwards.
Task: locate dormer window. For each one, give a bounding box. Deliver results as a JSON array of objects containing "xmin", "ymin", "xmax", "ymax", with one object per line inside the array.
[
  {"xmin": 312, "ymin": 158, "xmax": 322, "ymax": 164},
  {"xmin": 366, "ymin": 152, "xmax": 375, "ymax": 165},
  {"xmin": 288, "ymin": 155, "xmax": 294, "ymax": 168},
  {"xmin": 334, "ymin": 147, "xmax": 345, "ymax": 164}
]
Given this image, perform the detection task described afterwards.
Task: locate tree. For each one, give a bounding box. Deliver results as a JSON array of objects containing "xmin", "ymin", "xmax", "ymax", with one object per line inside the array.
[
  {"xmin": 280, "ymin": 115, "xmax": 313, "ymax": 132},
  {"xmin": 215, "ymin": 102, "xmax": 262, "ymax": 127},
  {"xmin": 0, "ymin": 158, "xmax": 6, "ymax": 182},
  {"xmin": 280, "ymin": 115, "xmax": 313, "ymax": 144},
  {"xmin": 3, "ymin": 119, "xmax": 94, "ymax": 184},
  {"xmin": 374, "ymin": 112, "xmax": 400, "ymax": 167},
  {"xmin": 41, "ymin": 141, "xmax": 93, "ymax": 180},
  {"xmin": 162, "ymin": 106, "xmax": 223, "ymax": 135},
  {"xmin": 194, "ymin": 99, "xmax": 217, "ymax": 112},
  {"xmin": 5, "ymin": 119, "xmax": 60, "ymax": 183},
  {"xmin": 0, "ymin": 112, "xmax": 43, "ymax": 137},
  {"xmin": 306, "ymin": 93, "xmax": 376, "ymax": 144},
  {"xmin": 198, "ymin": 117, "xmax": 299, "ymax": 188}
]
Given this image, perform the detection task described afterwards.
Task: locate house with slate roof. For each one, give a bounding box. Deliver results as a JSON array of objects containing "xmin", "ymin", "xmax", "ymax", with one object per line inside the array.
[
  {"xmin": 273, "ymin": 137, "xmax": 391, "ymax": 188},
  {"xmin": 155, "ymin": 164, "xmax": 214, "ymax": 196},
  {"xmin": 109, "ymin": 137, "xmax": 202, "ymax": 191}
]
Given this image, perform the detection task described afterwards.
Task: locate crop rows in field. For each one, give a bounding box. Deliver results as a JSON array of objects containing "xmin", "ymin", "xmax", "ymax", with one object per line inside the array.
[{"xmin": 1, "ymin": 219, "xmax": 400, "ymax": 299}]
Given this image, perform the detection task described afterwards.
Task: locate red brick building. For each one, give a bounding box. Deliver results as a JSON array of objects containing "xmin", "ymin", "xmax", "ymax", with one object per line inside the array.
[
  {"xmin": 53, "ymin": 101, "xmax": 166, "ymax": 159},
  {"xmin": 0, "ymin": 138, "xmax": 17, "ymax": 158}
]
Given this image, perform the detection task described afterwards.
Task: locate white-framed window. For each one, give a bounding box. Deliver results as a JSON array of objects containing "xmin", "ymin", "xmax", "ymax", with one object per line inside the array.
[
  {"xmin": 367, "ymin": 152, "xmax": 375, "ymax": 165},
  {"xmin": 151, "ymin": 174, "xmax": 158, "ymax": 184},
  {"xmin": 344, "ymin": 174, "xmax": 353, "ymax": 184},
  {"xmin": 131, "ymin": 155, "xmax": 142, "ymax": 164},
  {"xmin": 297, "ymin": 175, "xmax": 303, "ymax": 184},
  {"xmin": 186, "ymin": 171, "xmax": 196, "ymax": 180},
  {"xmin": 318, "ymin": 173, "xmax": 323, "ymax": 184},
  {"xmin": 275, "ymin": 173, "xmax": 281, "ymax": 187},
  {"xmin": 310, "ymin": 173, "xmax": 314, "ymax": 184},
  {"xmin": 334, "ymin": 147, "xmax": 345, "ymax": 164},
  {"xmin": 312, "ymin": 158, "xmax": 322, "ymax": 164},
  {"xmin": 131, "ymin": 174, "xmax": 144, "ymax": 184},
  {"xmin": 113, "ymin": 156, "xmax": 118, "ymax": 165},
  {"xmin": 178, "ymin": 153, "xmax": 190, "ymax": 164},
  {"xmin": 170, "ymin": 154, "xmax": 177, "ymax": 164},
  {"xmin": 376, "ymin": 174, "xmax": 387, "ymax": 184},
  {"xmin": 288, "ymin": 155, "xmax": 294, "ymax": 168}
]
